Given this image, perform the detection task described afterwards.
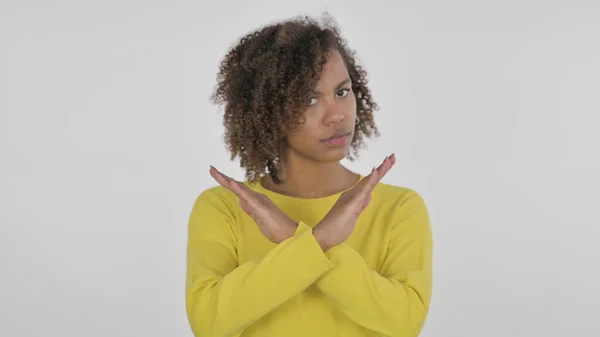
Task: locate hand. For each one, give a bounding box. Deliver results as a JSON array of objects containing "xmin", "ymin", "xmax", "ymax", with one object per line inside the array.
[
  {"xmin": 209, "ymin": 166, "xmax": 297, "ymax": 244},
  {"xmin": 313, "ymin": 154, "xmax": 396, "ymax": 252}
]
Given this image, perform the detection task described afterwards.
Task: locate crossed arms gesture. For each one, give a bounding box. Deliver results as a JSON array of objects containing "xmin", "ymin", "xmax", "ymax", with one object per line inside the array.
[{"xmin": 209, "ymin": 154, "xmax": 396, "ymax": 251}]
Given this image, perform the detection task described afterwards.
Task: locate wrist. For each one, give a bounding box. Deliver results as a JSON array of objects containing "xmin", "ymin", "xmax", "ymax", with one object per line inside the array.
[
  {"xmin": 278, "ymin": 220, "xmax": 298, "ymax": 243},
  {"xmin": 312, "ymin": 226, "xmax": 330, "ymax": 252}
]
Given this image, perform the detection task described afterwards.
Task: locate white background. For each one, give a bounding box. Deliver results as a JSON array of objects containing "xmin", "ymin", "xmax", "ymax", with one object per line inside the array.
[{"xmin": 2, "ymin": 1, "xmax": 599, "ymax": 336}]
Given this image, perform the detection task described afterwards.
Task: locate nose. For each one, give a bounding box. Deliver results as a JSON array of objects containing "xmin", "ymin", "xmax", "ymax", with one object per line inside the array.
[{"xmin": 322, "ymin": 102, "xmax": 345, "ymax": 125}]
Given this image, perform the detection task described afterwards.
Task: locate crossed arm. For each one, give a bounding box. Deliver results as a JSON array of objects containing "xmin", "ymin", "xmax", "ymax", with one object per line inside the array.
[{"xmin": 185, "ymin": 190, "xmax": 432, "ymax": 337}]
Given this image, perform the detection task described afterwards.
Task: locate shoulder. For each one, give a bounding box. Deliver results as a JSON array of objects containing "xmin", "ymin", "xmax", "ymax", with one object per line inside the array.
[
  {"xmin": 371, "ymin": 182, "xmax": 430, "ymax": 218},
  {"xmin": 196, "ymin": 185, "xmax": 236, "ymax": 203},
  {"xmin": 372, "ymin": 182, "xmax": 423, "ymax": 203},
  {"xmin": 190, "ymin": 185, "xmax": 240, "ymax": 223}
]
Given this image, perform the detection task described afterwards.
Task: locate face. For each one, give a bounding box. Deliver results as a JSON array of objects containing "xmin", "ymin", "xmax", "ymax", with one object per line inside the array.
[{"xmin": 284, "ymin": 49, "xmax": 357, "ymax": 163}]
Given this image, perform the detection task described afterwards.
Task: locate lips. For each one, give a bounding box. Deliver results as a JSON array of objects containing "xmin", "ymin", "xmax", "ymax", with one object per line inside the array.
[
  {"xmin": 322, "ymin": 131, "xmax": 350, "ymax": 142},
  {"xmin": 322, "ymin": 131, "xmax": 351, "ymax": 147}
]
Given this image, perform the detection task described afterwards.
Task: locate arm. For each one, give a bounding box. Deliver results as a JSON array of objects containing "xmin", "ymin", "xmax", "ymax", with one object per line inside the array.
[
  {"xmin": 313, "ymin": 190, "xmax": 433, "ymax": 337},
  {"xmin": 185, "ymin": 191, "xmax": 334, "ymax": 337}
]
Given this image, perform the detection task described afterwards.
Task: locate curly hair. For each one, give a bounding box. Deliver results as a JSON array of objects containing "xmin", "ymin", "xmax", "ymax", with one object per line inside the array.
[{"xmin": 210, "ymin": 13, "xmax": 379, "ymax": 183}]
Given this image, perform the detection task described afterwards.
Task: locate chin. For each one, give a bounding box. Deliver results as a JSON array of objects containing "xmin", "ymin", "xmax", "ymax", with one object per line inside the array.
[{"xmin": 320, "ymin": 145, "xmax": 351, "ymax": 162}]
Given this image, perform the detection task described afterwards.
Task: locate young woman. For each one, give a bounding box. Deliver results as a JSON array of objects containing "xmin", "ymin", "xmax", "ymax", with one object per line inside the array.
[{"xmin": 185, "ymin": 14, "xmax": 433, "ymax": 337}]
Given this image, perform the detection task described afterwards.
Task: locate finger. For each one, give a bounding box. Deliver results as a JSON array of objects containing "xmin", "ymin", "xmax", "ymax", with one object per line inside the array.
[
  {"xmin": 368, "ymin": 154, "xmax": 395, "ymax": 187},
  {"xmin": 358, "ymin": 154, "xmax": 395, "ymax": 196},
  {"xmin": 215, "ymin": 169, "xmax": 257, "ymax": 201},
  {"xmin": 361, "ymin": 192, "xmax": 372, "ymax": 211},
  {"xmin": 209, "ymin": 166, "xmax": 232, "ymax": 188},
  {"xmin": 210, "ymin": 166, "xmax": 251, "ymax": 199},
  {"xmin": 210, "ymin": 166, "xmax": 261, "ymax": 208},
  {"xmin": 376, "ymin": 153, "xmax": 394, "ymax": 172},
  {"xmin": 240, "ymin": 198, "xmax": 252, "ymax": 217},
  {"xmin": 354, "ymin": 167, "xmax": 379, "ymax": 197},
  {"xmin": 351, "ymin": 166, "xmax": 375, "ymax": 191},
  {"xmin": 366, "ymin": 167, "xmax": 381, "ymax": 190},
  {"xmin": 232, "ymin": 178, "xmax": 257, "ymax": 198},
  {"xmin": 229, "ymin": 179, "xmax": 255, "ymax": 203},
  {"xmin": 374, "ymin": 153, "xmax": 395, "ymax": 183}
]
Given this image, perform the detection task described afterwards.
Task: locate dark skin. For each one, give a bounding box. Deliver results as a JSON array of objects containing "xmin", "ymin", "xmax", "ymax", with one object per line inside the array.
[
  {"xmin": 262, "ymin": 49, "xmax": 361, "ymax": 199},
  {"xmin": 210, "ymin": 49, "xmax": 396, "ymax": 251}
]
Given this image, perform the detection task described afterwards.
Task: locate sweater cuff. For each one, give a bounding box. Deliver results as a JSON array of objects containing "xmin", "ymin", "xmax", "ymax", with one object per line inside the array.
[
  {"xmin": 292, "ymin": 221, "xmax": 335, "ymax": 270},
  {"xmin": 324, "ymin": 243, "xmax": 364, "ymax": 266}
]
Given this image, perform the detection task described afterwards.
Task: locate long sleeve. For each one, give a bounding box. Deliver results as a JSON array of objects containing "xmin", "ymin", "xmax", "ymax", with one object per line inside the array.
[
  {"xmin": 185, "ymin": 190, "xmax": 335, "ymax": 337},
  {"xmin": 314, "ymin": 190, "xmax": 433, "ymax": 337}
]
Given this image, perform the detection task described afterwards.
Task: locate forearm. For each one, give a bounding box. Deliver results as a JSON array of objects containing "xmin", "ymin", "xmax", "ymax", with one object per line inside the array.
[
  {"xmin": 186, "ymin": 221, "xmax": 333, "ymax": 337},
  {"xmin": 315, "ymin": 243, "xmax": 431, "ymax": 337}
]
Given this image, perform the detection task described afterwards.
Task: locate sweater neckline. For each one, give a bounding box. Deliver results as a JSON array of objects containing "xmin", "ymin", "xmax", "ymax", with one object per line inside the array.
[{"xmin": 247, "ymin": 174, "xmax": 365, "ymax": 202}]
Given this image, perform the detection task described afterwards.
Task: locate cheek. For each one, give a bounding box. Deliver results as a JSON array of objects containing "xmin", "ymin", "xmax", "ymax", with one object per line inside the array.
[
  {"xmin": 346, "ymin": 94, "xmax": 357, "ymax": 110},
  {"xmin": 286, "ymin": 121, "xmax": 320, "ymax": 148}
]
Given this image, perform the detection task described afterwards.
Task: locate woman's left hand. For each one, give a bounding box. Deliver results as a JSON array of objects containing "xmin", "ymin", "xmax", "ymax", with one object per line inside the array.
[{"xmin": 312, "ymin": 154, "xmax": 396, "ymax": 251}]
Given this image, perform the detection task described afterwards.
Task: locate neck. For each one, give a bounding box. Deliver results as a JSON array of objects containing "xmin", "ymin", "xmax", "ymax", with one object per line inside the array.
[{"xmin": 263, "ymin": 151, "xmax": 360, "ymax": 198}]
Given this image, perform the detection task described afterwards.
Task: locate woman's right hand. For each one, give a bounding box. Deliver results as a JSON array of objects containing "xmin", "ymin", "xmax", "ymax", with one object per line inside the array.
[{"xmin": 209, "ymin": 166, "xmax": 298, "ymax": 244}]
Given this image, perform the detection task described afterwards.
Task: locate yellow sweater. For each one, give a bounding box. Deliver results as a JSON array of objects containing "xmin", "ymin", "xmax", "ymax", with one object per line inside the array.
[{"xmin": 185, "ymin": 175, "xmax": 433, "ymax": 337}]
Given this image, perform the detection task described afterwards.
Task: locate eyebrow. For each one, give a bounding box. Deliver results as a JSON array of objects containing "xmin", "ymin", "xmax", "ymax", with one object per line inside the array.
[{"xmin": 311, "ymin": 78, "xmax": 352, "ymax": 95}]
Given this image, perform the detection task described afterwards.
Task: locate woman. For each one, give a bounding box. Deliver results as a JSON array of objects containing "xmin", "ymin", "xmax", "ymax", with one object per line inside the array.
[{"xmin": 185, "ymin": 14, "xmax": 433, "ymax": 337}]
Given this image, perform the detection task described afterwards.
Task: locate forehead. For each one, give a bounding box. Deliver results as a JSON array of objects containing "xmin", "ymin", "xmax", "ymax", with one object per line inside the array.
[{"xmin": 315, "ymin": 49, "xmax": 349, "ymax": 85}]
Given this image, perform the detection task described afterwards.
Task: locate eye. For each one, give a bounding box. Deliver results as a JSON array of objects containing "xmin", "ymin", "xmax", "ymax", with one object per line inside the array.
[{"xmin": 336, "ymin": 88, "xmax": 351, "ymax": 98}]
